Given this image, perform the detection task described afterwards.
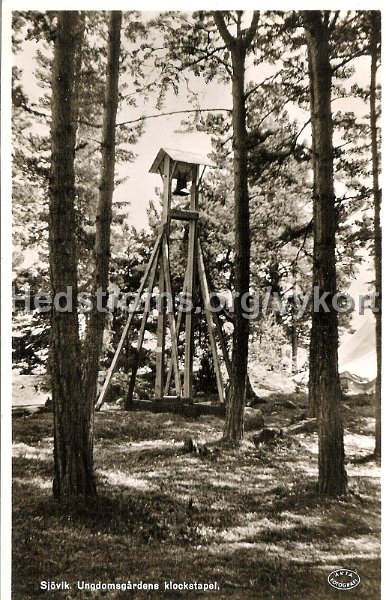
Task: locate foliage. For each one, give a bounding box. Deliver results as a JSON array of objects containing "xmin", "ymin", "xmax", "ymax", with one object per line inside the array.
[
  {"xmin": 12, "ymin": 11, "xmax": 150, "ymax": 372},
  {"xmin": 12, "ymin": 10, "xmax": 377, "ymax": 382}
]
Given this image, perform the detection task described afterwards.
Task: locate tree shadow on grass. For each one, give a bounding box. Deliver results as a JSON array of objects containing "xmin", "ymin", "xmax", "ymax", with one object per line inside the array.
[
  {"xmin": 15, "ymin": 477, "xmax": 239, "ymax": 546},
  {"xmin": 12, "ymin": 412, "xmax": 53, "ymax": 444},
  {"xmin": 350, "ymin": 452, "xmax": 379, "ymax": 465},
  {"xmin": 13, "ymin": 454, "xmax": 53, "ymax": 479},
  {"xmin": 12, "ymin": 476, "xmax": 380, "ymax": 599}
]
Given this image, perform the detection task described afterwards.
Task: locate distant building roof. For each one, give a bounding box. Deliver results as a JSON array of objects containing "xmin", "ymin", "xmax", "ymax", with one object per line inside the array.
[{"xmin": 149, "ymin": 147, "xmax": 215, "ymax": 174}]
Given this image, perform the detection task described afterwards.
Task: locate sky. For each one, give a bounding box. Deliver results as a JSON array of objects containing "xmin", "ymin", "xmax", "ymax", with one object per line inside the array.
[{"xmin": 113, "ymin": 78, "xmax": 231, "ymax": 228}]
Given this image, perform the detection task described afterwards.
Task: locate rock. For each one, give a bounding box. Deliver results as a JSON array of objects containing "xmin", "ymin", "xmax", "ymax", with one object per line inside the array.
[
  {"xmin": 285, "ymin": 418, "xmax": 317, "ymax": 434},
  {"xmin": 289, "ymin": 411, "xmax": 307, "ymax": 424},
  {"xmin": 244, "ymin": 408, "xmax": 265, "ymax": 431},
  {"xmin": 200, "ymin": 445, "xmax": 219, "ymax": 459},
  {"xmin": 44, "ymin": 397, "xmax": 53, "ymax": 408},
  {"xmin": 12, "ymin": 406, "xmax": 41, "ymax": 417},
  {"xmin": 98, "ymin": 370, "xmax": 107, "ymax": 384},
  {"xmin": 246, "ymin": 396, "xmax": 268, "ymax": 406},
  {"xmin": 182, "ymin": 437, "xmax": 219, "ymax": 458},
  {"xmin": 252, "ymin": 427, "xmax": 284, "ymax": 446},
  {"xmin": 183, "ymin": 437, "xmax": 200, "ymax": 454},
  {"xmin": 280, "ymin": 399, "xmax": 297, "ymax": 409}
]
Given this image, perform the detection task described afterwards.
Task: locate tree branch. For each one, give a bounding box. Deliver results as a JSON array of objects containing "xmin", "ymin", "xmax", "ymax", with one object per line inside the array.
[
  {"xmin": 17, "ymin": 101, "xmax": 50, "ymax": 121},
  {"xmin": 212, "ymin": 12, "xmax": 236, "ymax": 50},
  {"xmin": 243, "ymin": 11, "xmax": 259, "ymax": 49},
  {"xmin": 245, "ymin": 71, "xmax": 277, "ymax": 99},
  {"xmin": 179, "ymin": 44, "xmax": 233, "ymax": 76},
  {"xmin": 279, "ymin": 219, "xmax": 313, "ymax": 244},
  {"xmin": 117, "ymin": 108, "xmax": 232, "ymax": 127},
  {"xmin": 329, "ymin": 11, "xmax": 340, "ymax": 32},
  {"xmin": 180, "ymin": 44, "xmax": 228, "ymax": 69},
  {"xmin": 331, "ymin": 48, "xmax": 369, "ymax": 72}
]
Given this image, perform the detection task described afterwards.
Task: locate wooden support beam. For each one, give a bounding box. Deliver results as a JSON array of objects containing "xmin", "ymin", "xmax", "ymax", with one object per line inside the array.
[
  {"xmin": 169, "ymin": 209, "xmax": 200, "ymax": 221},
  {"xmin": 183, "ymin": 164, "xmax": 199, "ymax": 399},
  {"xmin": 155, "ymin": 259, "xmax": 166, "ymax": 399},
  {"xmin": 162, "ymin": 235, "xmax": 182, "ymax": 396},
  {"xmin": 125, "ymin": 249, "xmax": 159, "ymax": 408},
  {"xmin": 96, "ymin": 232, "xmax": 163, "ymax": 410},
  {"xmin": 197, "ymin": 240, "xmax": 225, "ymax": 404},
  {"xmin": 155, "ymin": 154, "xmax": 173, "ymax": 397},
  {"xmin": 213, "ymin": 311, "xmax": 231, "ymax": 377},
  {"xmin": 161, "ymin": 154, "xmax": 171, "ymax": 224},
  {"xmin": 164, "ymin": 269, "xmax": 188, "ymax": 395}
]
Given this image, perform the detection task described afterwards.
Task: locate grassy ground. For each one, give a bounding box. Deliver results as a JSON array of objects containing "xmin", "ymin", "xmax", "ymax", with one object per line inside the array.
[{"xmin": 12, "ymin": 390, "xmax": 380, "ymax": 600}]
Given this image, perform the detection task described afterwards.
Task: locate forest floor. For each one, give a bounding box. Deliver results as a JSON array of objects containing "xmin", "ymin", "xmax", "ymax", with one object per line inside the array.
[{"xmin": 12, "ymin": 380, "xmax": 380, "ymax": 600}]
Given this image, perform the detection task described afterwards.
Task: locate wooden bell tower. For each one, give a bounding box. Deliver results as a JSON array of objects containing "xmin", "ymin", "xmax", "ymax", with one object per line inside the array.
[{"xmin": 96, "ymin": 148, "xmax": 227, "ymax": 412}]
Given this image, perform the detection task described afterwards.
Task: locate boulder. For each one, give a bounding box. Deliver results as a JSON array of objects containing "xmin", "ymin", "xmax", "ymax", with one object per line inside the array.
[
  {"xmin": 183, "ymin": 437, "xmax": 200, "ymax": 453},
  {"xmin": 252, "ymin": 427, "xmax": 284, "ymax": 446},
  {"xmin": 285, "ymin": 418, "xmax": 317, "ymax": 434},
  {"xmin": 244, "ymin": 407, "xmax": 265, "ymax": 431},
  {"xmin": 182, "ymin": 437, "xmax": 220, "ymax": 459},
  {"xmin": 280, "ymin": 399, "xmax": 297, "ymax": 409}
]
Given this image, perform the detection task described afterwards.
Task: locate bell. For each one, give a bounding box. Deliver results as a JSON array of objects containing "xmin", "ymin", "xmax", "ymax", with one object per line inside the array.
[{"xmin": 173, "ymin": 173, "xmax": 189, "ymax": 196}]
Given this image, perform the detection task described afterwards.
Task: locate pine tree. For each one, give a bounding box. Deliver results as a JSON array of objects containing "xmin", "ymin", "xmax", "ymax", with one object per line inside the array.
[
  {"xmin": 213, "ymin": 11, "xmax": 259, "ymax": 442},
  {"xmin": 82, "ymin": 10, "xmax": 122, "ymax": 431},
  {"xmin": 369, "ymin": 11, "xmax": 381, "ymax": 460},
  {"xmin": 302, "ymin": 10, "xmax": 347, "ymax": 496},
  {"xmin": 49, "ymin": 11, "xmax": 96, "ymax": 499}
]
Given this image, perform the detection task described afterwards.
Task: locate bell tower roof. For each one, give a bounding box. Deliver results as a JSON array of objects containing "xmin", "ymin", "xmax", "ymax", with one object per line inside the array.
[{"xmin": 149, "ymin": 147, "xmax": 215, "ymax": 175}]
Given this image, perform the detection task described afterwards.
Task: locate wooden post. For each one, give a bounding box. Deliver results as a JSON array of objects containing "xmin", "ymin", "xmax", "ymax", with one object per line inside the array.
[
  {"xmin": 162, "ymin": 236, "xmax": 182, "ymax": 396},
  {"xmin": 125, "ymin": 247, "xmax": 160, "ymax": 408},
  {"xmin": 164, "ymin": 270, "xmax": 187, "ymax": 395},
  {"xmin": 160, "ymin": 155, "xmax": 171, "ymax": 224},
  {"xmin": 213, "ymin": 311, "xmax": 231, "ymax": 377},
  {"xmin": 197, "ymin": 240, "xmax": 225, "ymax": 404},
  {"xmin": 155, "ymin": 256, "xmax": 166, "ymax": 399},
  {"xmin": 183, "ymin": 164, "xmax": 198, "ymax": 399},
  {"xmin": 96, "ymin": 232, "xmax": 163, "ymax": 410},
  {"xmin": 155, "ymin": 155, "xmax": 171, "ymax": 399}
]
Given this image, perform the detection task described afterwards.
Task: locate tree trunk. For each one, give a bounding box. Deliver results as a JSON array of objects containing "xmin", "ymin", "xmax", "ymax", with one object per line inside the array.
[
  {"xmin": 306, "ymin": 39, "xmax": 319, "ymax": 418},
  {"xmin": 49, "ymin": 11, "xmax": 96, "ymax": 499},
  {"xmin": 370, "ymin": 11, "xmax": 381, "ymax": 460},
  {"xmin": 213, "ymin": 11, "xmax": 259, "ymax": 443},
  {"xmin": 223, "ymin": 46, "xmax": 250, "ymax": 441},
  {"xmin": 291, "ymin": 324, "xmax": 298, "ymax": 374},
  {"xmin": 302, "ymin": 11, "xmax": 347, "ymax": 496},
  {"xmin": 83, "ymin": 12, "xmax": 122, "ymax": 414}
]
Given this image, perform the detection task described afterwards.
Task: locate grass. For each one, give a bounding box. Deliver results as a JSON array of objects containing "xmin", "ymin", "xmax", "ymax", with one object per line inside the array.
[{"xmin": 12, "ymin": 391, "xmax": 380, "ymax": 600}]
